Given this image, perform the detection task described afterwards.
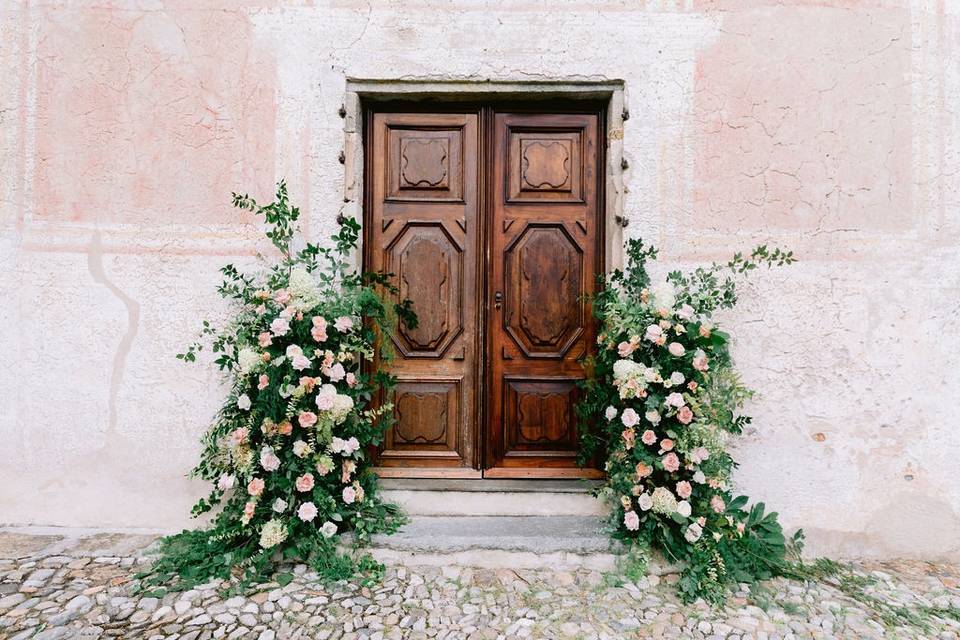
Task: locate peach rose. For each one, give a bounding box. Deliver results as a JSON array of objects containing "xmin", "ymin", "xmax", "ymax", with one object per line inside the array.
[
  {"xmin": 277, "ymin": 420, "xmax": 293, "ymax": 436},
  {"xmin": 295, "ymin": 473, "xmax": 315, "ymax": 493},
  {"xmin": 247, "ymin": 478, "xmax": 265, "ymax": 497},
  {"xmin": 641, "ymin": 429, "xmax": 657, "ymax": 446},
  {"xmin": 659, "ymin": 438, "xmax": 674, "ymax": 452},
  {"xmin": 635, "ymin": 462, "xmax": 653, "ymax": 478},
  {"xmin": 676, "ymin": 406, "xmax": 694, "ymax": 425}
]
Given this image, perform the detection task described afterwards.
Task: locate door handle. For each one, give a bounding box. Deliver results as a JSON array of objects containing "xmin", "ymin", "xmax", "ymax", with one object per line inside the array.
[{"xmin": 494, "ymin": 291, "xmax": 503, "ymax": 309}]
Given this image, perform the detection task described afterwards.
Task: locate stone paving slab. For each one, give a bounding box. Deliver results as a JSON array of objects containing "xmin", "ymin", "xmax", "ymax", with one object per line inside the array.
[{"xmin": 0, "ymin": 529, "xmax": 958, "ymax": 639}]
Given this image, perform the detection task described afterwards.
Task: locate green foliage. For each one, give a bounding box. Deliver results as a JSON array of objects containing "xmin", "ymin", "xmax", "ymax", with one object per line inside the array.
[
  {"xmin": 144, "ymin": 182, "xmax": 413, "ymax": 594},
  {"xmin": 578, "ymin": 237, "xmax": 802, "ymax": 604}
]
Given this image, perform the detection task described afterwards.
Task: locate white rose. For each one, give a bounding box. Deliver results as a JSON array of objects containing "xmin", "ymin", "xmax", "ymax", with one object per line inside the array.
[
  {"xmin": 645, "ymin": 410, "xmax": 661, "ymax": 425},
  {"xmin": 272, "ymin": 498, "xmax": 288, "ymax": 513},
  {"xmin": 676, "ymin": 500, "xmax": 692, "ymax": 518},
  {"xmin": 320, "ymin": 521, "xmax": 338, "ymax": 538},
  {"xmin": 217, "ymin": 474, "xmax": 236, "ymax": 491},
  {"xmin": 684, "ymin": 523, "xmax": 703, "ymax": 543},
  {"xmin": 670, "ymin": 372, "xmax": 685, "ymax": 385},
  {"xmin": 693, "ymin": 470, "xmax": 707, "ymax": 484},
  {"xmin": 637, "ymin": 493, "xmax": 653, "ymax": 511},
  {"xmin": 293, "ymin": 440, "xmax": 311, "ymax": 458},
  {"xmin": 604, "ymin": 406, "xmax": 618, "ymax": 421},
  {"xmin": 237, "ymin": 394, "xmax": 252, "ymax": 410}
]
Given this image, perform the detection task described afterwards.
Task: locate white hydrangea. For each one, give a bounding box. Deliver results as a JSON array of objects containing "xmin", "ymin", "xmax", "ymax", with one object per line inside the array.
[
  {"xmin": 612, "ymin": 359, "xmax": 643, "ymax": 381},
  {"xmin": 288, "ymin": 267, "xmax": 320, "ymax": 309},
  {"xmin": 330, "ymin": 393, "xmax": 354, "ymax": 425},
  {"xmin": 652, "ymin": 282, "xmax": 677, "ymax": 310},
  {"xmin": 258, "ymin": 519, "xmax": 288, "ymax": 549},
  {"xmin": 651, "ymin": 487, "xmax": 678, "ymax": 515},
  {"xmin": 237, "ymin": 347, "xmax": 261, "ymax": 375}
]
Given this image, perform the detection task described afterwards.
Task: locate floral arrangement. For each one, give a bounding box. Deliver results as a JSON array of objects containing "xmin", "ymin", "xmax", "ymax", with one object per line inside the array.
[
  {"xmin": 578, "ymin": 239, "xmax": 804, "ymax": 604},
  {"xmin": 140, "ymin": 182, "xmax": 414, "ymax": 593}
]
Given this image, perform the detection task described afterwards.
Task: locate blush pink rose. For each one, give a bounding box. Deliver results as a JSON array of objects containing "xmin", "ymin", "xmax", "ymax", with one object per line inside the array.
[
  {"xmin": 345, "ymin": 372, "xmax": 357, "ymax": 387},
  {"xmin": 258, "ymin": 332, "xmax": 273, "ymax": 347},
  {"xmin": 342, "ymin": 486, "xmax": 357, "ymax": 504},
  {"xmin": 298, "ymin": 411, "xmax": 317, "ymax": 428},
  {"xmin": 677, "ymin": 406, "xmax": 694, "ymax": 424},
  {"xmin": 297, "ymin": 502, "xmax": 318, "ymax": 522},
  {"xmin": 258, "ymin": 374, "xmax": 270, "ymax": 390},
  {"xmin": 710, "ymin": 495, "xmax": 726, "ymax": 513},
  {"xmin": 243, "ymin": 501, "xmax": 256, "ymax": 521},
  {"xmin": 617, "ymin": 338, "xmax": 639, "ymax": 357},
  {"xmin": 690, "ymin": 446, "xmax": 710, "ymax": 464},
  {"xmin": 620, "ymin": 408, "xmax": 640, "ymax": 428},
  {"xmin": 622, "ymin": 428, "xmax": 636, "ymax": 449},
  {"xmin": 247, "ymin": 478, "xmax": 265, "ymax": 497},
  {"xmin": 295, "ymin": 473, "xmax": 315, "ymax": 493},
  {"xmin": 641, "ymin": 429, "xmax": 657, "ymax": 446},
  {"xmin": 665, "ymin": 392, "xmax": 685, "ymax": 408},
  {"xmin": 624, "ymin": 510, "xmax": 640, "ymax": 531},
  {"xmin": 668, "ymin": 342, "xmax": 686, "ymax": 357},
  {"xmin": 334, "ymin": 316, "xmax": 354, "ymax": 332},
  {"xmin": 273, "ymin": 289, "xmax": 291, "ymax": 305},
  {"xmin": 644, "ymin": 324, "xmax": 663, "ymax": 343},
  {"xmin": 662, "ymin": 453, "xmax": 681, "ymax": 473},
  {"xmin": 676, "ymin": 481, "xmax": 692, "ymax": 499},
  {"xmin": 311, "ymin": 316, "xmax": 328, "ymax": 342},
  {"xmin": 692, "ymin": 349, "xmax": 710, "ymax": 371},
  {"xmin": 230, "ymin": 427, "xmax": 249, "ymax": 446},
  {"xmin": 270, "ymin": 317, "xmax": 290, "ymax": 337}
]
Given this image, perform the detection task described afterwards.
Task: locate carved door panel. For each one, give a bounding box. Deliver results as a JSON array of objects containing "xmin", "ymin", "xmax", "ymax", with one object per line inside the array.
[
  {"xmin": 367, "ymin": 112, "xmax": 480, "ymax": 472},
  {"xmin": 486, "ymin": 112, "xmax": 603, "ymax": 476}
]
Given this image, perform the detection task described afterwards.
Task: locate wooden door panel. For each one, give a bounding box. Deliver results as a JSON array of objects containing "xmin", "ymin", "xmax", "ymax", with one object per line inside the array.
[
  {"xmin": 488, "ymin": 112, "xmax": 602, "ymax": 474},
  {"xmin": 369, "ymin": 112, "xmax": 479, "ymax": 470}
]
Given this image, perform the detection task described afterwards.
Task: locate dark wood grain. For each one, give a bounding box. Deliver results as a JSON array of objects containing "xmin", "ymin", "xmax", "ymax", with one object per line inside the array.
[
  {"xmin": 486, "ymin": 112, "xmax": 602, "ymax": 476},
  {"xmin": 366, "ymin": 104, "xmax": 604, "ymax": 478}
]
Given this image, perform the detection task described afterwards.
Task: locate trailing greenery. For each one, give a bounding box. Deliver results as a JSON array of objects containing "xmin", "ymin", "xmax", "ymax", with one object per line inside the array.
[
  {"xmin": 138, "ymin": 181, "xmax": 414, "ymax": 594},
  {"xmin": 578, "ymin": 238, "xmax": 803, "ymax": 605}
]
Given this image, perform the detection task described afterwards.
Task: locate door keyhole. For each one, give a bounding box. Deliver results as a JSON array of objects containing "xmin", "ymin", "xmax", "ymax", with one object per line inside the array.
[{"xmin": 494, "ymin": 291, "xmax": 503, "ymax": 309}]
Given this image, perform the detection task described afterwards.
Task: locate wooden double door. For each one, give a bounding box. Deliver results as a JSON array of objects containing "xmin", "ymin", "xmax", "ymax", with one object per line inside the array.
[{"xmin": 366, "ymin": 103, "xmax": 604, "ymax": 478}]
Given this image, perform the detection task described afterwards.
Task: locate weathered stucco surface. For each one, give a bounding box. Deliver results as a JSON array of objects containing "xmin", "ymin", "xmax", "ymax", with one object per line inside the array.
[{"xmin": 2, "ymin": 0, "xmax": 958, "ymax": 560}]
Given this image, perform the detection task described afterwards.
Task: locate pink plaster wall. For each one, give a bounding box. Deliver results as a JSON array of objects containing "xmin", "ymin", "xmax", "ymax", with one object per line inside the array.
[
  {"xmin": 692, "ymin": 4, "xmax": 913, "ymax": 233},
  {"xmin": 1, "ymin": 0, "xmax": 958, "ymax": 560},
  {"xmin": 32, "ymin": 5, "xmax": 277, "ymax": 226}
]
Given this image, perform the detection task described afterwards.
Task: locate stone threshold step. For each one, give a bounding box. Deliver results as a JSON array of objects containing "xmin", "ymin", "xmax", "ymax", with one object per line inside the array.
[
  {"xmin": 358, "ymin": 515, "xmax": 680, "ymax": 573},
  {"xmin": 378, "ymin": 478, "xmax": 603, "ymax": 493},
  {"xmin": 379, "ymin": 480, "xmax": 610, "ymax": 517}
]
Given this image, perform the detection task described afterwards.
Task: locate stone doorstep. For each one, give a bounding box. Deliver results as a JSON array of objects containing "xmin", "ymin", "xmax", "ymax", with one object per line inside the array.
[
  {"xmin": 378, "ymin": 478, "xmax": 611, "ymax": 517},
  {"xmin": 346, "ymin": 515, "xmax": 681, "ymax": 573}
]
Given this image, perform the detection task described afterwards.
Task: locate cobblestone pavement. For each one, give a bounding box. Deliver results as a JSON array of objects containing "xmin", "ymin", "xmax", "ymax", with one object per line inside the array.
[{"xmin": 1, "ymin": 530, "xmax": 959, "ymax": 640}]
